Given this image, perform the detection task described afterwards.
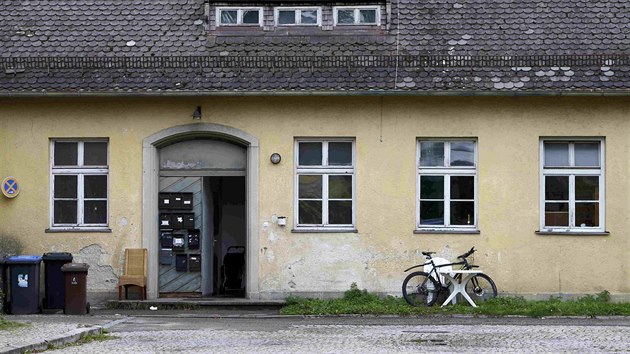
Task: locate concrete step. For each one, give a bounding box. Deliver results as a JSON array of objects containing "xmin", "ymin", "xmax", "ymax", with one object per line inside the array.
[{"xmin": 103, "ymin": 298, "xmax": 286, "ymax": 313}]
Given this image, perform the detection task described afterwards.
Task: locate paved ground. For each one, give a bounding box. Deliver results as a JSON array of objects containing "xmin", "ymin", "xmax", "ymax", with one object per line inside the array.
[
  {"xmin": 25, "ymin": 315, "xmax": 629, "ymax": 354},
  {"xmin": 0, "ymin": 314, "xmax": 117, "ymax": 353}
]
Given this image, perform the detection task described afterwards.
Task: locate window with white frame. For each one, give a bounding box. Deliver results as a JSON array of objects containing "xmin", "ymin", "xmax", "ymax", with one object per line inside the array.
[
  {"xmin": 540, "ymin": 139, "xmax": 605, "ymax": 232},
  {"xmin": 417, "ymin": 140, "xmax": 477, "ymax": 230},
  {"xmin": 216, "ymin": 7, "xmax": 262, "ymax": 26},
  {"xmin": 50, "ymin": 140, "xmax": 109, "ymax": 229},
  {"xmin": 333, "ymin": 6, "xmax": 380, "ymax": 25},
  {"xmin": 295, "ymin": 139, "xmax": 355, "ymax": 229},
  {"xmin": 276, "ymin": 7, "xmax": 321, "ymax": 26}
]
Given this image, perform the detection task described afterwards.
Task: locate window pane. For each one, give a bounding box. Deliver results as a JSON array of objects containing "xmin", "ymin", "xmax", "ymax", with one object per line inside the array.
[
  {"xmin": 54, "ymin": 200, "xmax": 77, "ymax": 224},
  {"xmin": 84, "ymin": 142, "xmax": 107, "ymax": 166},
  {"xmin": 451, "ymin": 201, "xmax": 474, "ymax": 225},
  {"xmin": 54, "ymin": 142, "xmax": 78, "ymax": 166},
  {"xmin": 575, "ymin": 176, "xmax": 599, "ymax": 200},
  {"xmin": 299, "ymin": 200, "xmax": 322, "ymax": 224},
  {"xmin": 220, "ymin": 10, "xmax": 237, "ymax": 24},
  {"xmin": 575, "ymin": 143, "xmax": 600, "ymax": 167},
  {"xmin": 301, "ymin": 10, "xmax": 318, "ymax": 24},
  {"xmin": 576, "ymin": 202, "xmax": 599, "ymax": 227},
  {"xmin": 298, "ymin": 142, "xmax": 322, "ymax": 166},
  {"xmin": 278, "ymin": 10, "xmax": 295, "ymax": 24},
  {"xmin": 299, "ymin": 175, "xmax": 322, "ymax": 198},
  {"xmin": 544, "ymin": 143, "xmax": 569, "ymax": 167},
  {"xmin": 420, "ymin": 142, "xmax": 444, "ymax": 167},
  {"xmin": 545, "ymin": 203, "xmax": 569, "ymax": 226},
  {"xmin": 85, "ymin": 175, "xmax": 107, "ymax": 198},
  {"xmin": 84, "ymin": 200, "xmax": 107, "ymax": 224},
  {"xmin": 329, "ymin": 142, "xmax": 352, "ymax": 166},
  {"xmin": 329, "ymin": 201, "xmax": 352, "ymax": 224},
  {"xmin": 329, "ymin": 175, "xmax": 352, "ymax": 199},
  {"xmin": 420, "ymin": 176, "xmax": 444, "ymax": 199},
  {"xmin": 337, "ymin": 9, "xmax": 354, "ymax": 24},
  {"xmin": 450, "ymin": 142, "xmax": 475, "ymax": 166},
  {"xmin": 54, "ymin": 175, "xmax": 77, "ymax": 198},
  {"xmin": 451, "ymin": 176, "xmax": 474, "ymax": 200},
  {"xmin": 242, "ymin": 10, "xmax": 259, "ymax": 24},
  {"xmin": 420, "ymin": 201, "xmax": 444, "ymax": 225},
  {"xmin": 358, "ymin": 9, "xmax": 376, "ymax": 24},
  {"xmin": 545, "ymin": 176, "xmax": 569, "ymax": 200}
]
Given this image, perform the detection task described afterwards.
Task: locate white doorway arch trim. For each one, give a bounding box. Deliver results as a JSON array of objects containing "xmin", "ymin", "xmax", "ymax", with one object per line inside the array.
[{"xmin": 142, "ymin": 123, "xmax": 260, "ymax": 299}]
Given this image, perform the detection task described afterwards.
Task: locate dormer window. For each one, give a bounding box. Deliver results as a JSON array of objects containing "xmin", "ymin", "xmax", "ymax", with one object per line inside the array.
[
  {"xmin": 276, "ymin": 7, "xmax": 321, "ymax": 26},
  {"xmin": 217, "ymin": 7, "xmax": 263, "ymax": 26},
  {"xmin": 333, "ymin": 6, "xmax": 379, "ymax": 25}
]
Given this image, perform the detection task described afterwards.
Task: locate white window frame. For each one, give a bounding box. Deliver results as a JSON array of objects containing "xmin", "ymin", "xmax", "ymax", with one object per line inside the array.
[
  {"xmin": 333, "ymin": 6, "xmax": 380, "ymax": 26},
  {"xmin": 275, "ymin": 7, "xmax": 322, "ymax": 26},
  {"xmin": 294, "ymin": 138, "xmax": 356, "ymax": 231},
  {"xmin": 539, "ymin": 138, "xmax": 605, "ymax": 233},
  {"xmin": 216, "ymin": 7, "xmax": 263, "ymax": 26},
  {"xmin": 416, "ymin": 139, "xmax": 478, "ymax": 232},
  {"xmin": 49, "ymin": 139, "xmax": 109, "ymax": 231}
]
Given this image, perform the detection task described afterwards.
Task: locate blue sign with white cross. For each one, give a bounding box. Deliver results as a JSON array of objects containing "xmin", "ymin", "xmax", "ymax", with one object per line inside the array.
[{"xmin": 2, "ymin": 176, "xmax": 20, "ymax": 198}]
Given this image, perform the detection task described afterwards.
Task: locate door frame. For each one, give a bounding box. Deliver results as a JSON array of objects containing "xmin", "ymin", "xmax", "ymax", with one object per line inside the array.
[{"xmin": 142, "ymin": 123, "xmax": 259, "ymax": 299}]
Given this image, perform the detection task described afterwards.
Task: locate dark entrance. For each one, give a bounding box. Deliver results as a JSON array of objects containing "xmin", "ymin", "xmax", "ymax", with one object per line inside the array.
[{"xmin": 157, "ymin": 138, "xmax": 247, "ymax": 297}]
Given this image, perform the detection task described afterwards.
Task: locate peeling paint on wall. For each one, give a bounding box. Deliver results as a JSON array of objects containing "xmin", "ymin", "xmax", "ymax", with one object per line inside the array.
[{"xmin": 72, "ymin": 244, "xmax": 118, "ymax": 291}]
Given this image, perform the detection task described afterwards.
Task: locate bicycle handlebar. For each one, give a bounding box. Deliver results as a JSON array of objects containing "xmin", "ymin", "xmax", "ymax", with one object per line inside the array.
[{"xmin": 457, "ymin": 247, "xmax": 476, "ymax": 259}]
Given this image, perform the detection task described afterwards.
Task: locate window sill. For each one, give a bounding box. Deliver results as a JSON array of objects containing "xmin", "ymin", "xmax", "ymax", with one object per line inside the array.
[
  {"xmin": 291, "ymin": 228, "xmax": 358, "ymax": 233},
  {"xmin": 535, "ymin": 230, "xmax": 609, "ymax": 236},
  {"xmin": 46, "ymin": 227, "xmax": 112, "ymax": 233},
  {"xmin": 414, "ymin": 229, "xmax": 480, "ymax": 235}
]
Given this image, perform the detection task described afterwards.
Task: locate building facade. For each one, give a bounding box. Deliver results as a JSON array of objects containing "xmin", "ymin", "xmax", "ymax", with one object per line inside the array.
[{"xmin": 1, "ymin": 0, "xmax": 629, "ymax": 301}]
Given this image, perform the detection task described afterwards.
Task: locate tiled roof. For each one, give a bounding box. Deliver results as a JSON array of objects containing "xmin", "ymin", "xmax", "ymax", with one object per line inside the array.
[{"xmin": 1, "ymin": 0, "xmax": 630, "ymax": 94}]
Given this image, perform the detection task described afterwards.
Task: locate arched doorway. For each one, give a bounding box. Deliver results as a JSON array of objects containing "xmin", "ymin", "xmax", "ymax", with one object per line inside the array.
[{"xmin": 142, "ymin": 123, "xmax": 259, "ymax": 299}]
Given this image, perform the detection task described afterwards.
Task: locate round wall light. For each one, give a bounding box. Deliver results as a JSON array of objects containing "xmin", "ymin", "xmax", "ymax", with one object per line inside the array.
[{"xmin": 270, "ymin": 153, "xmax": 282, "ymax": 164}]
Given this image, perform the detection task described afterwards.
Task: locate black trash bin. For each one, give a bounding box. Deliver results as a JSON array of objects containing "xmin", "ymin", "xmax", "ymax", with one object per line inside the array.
[
  {"xmin": 6, "ymin": 255, "xmax": 42, "ymax": 314},
  {"xmin": 61, "ymin": 263, "xmax": 90, "ymax": 315},
  {"xmin": 42, "ymin": 252, "xmax": 73, "ymax": 311},
  {"xmin": 0, "ymin": 259, "xmax": 7, "ymax": 313}
]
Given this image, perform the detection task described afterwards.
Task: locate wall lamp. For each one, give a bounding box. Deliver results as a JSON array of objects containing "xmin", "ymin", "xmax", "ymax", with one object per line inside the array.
[
  {"xmin": 270, "ymin": 153, "xmax": 282, "ymax": 164},
  {"xmin": 192, "ymin": 106, "xmax": 202, "ymax": 120}
]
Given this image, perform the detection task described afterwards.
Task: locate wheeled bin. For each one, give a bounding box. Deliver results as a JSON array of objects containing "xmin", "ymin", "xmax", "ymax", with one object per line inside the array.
[
  {"xmin": 61, "ymin": 263, "xmax": 90, "ymax": 315},
  {"xmin": 6, "ymin": 255, "xmax": 42, "ymax": 314},
  {"xmin": 43, "ymin": 252, "xmax": 73, "ymax": 311},
  {"xmin": 0, "ymin": 259, "xmax": 7, "ymax": 313}
]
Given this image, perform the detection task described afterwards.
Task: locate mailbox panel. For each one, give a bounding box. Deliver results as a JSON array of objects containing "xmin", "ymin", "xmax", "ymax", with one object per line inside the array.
[{"xmin": 175, "ymin": 254, "xmax": 187, "ymax": 271}]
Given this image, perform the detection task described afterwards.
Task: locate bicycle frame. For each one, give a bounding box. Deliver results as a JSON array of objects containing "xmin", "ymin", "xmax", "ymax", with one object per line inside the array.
[{"xmin": 404, "ymin": 256, "xmax": 473, "ymax": 289}]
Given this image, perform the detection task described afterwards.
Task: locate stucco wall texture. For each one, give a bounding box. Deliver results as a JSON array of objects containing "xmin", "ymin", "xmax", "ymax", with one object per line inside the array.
[{"xmin": 0, "ymin": 96, "xmax": 628, "ymax": 298}]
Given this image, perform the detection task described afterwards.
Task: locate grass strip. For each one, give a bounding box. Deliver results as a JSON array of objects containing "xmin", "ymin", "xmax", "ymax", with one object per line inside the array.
[
  {"xmin": 281, "ymin": 284, "xmax": 630, "ymax": 317},
  {"xmin": 27, "ymin": 330, "xmax": 118, "ymax": 353},
  {"xmin": 0, "ymin": 317, "xmax": 27, "ymax": 331}
]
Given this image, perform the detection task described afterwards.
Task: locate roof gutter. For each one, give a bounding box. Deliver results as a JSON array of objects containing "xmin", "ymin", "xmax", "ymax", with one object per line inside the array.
[{"xmin": 1, "ymin": 90, "xmax": 630, "ymax": 98}]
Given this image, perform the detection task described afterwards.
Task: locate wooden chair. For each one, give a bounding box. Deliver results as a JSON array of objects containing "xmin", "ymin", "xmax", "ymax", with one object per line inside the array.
[{"xmin": 118, "ymin": 248, "xmax": 148, "ymax": 300}]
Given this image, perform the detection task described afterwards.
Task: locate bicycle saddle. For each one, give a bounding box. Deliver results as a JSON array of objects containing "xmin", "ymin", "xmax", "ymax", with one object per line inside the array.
[{"xmin": 421, "ymin": 251, "xmax": 436, "ymax": 256}]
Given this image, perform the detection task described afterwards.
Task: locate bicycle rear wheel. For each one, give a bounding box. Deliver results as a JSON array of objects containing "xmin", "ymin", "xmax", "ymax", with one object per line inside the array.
[
  {"xmin": 465, "ymin": 273, "xmax": 497, "ymax": 303},
  {"xmin": 402, "ymin": 271, "xmax": 439, "ymax": 306}
]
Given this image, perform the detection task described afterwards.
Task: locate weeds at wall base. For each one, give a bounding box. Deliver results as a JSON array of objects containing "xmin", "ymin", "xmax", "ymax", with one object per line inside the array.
[{"xmin": 281, "ymin": 285, "xmax": 630, "ymax": 317}]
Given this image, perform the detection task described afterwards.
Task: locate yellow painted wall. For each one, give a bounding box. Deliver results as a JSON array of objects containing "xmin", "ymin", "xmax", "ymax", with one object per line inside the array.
[{"xmin": 0, "ymin": 96, "xmax": 628, "ymax": 297}]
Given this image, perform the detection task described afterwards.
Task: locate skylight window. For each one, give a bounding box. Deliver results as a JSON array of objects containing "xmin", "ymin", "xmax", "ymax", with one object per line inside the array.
[
  {"xmin": 334, "ymin": 6, "xmax": 380, "ymax": 25},
  {"xmin": 217, "ymin": 7, "xmax": 262, "ymax": 26},
  {"xmin": 276, "ymin": 7, "xmax": 321, "ymax": 26}
]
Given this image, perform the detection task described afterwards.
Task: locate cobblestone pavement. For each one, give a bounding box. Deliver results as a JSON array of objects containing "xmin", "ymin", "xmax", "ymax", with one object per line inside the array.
[
  {"xmin": 53, "ymin": 316, "xmax": 630, "ymax": 353},
  {"xmin": 0, "ymin": 314, "xmax": 116, "ymax": 352}
]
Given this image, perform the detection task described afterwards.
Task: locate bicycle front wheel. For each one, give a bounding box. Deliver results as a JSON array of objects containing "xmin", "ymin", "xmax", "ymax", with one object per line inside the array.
[
  {"xmin": 402, "ymin": 271, "xmax": 439, "ymax": 307},
  {"xmin": 465, "ymin": 273, "xmax": 497, "ymax": 303}
]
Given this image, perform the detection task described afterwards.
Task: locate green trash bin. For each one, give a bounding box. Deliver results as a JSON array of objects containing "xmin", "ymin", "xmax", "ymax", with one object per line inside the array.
[{"xmin": 6, "ymin": 255, "xmax": 42, "ymax": 314}]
